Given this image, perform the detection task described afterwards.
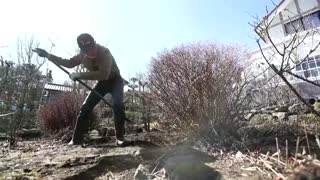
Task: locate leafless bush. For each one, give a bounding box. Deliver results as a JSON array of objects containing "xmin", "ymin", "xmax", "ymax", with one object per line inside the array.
[
  {"xmin": 248, "ymin": 67, "xmax": 299, "ymax": 108},
  {"xmin": 0, "ymin": 37, "xmax": 46, "ymax": 148},
  {"xmin": 147, "ymin": 42, "xmax": 252, "ymax": 146},
  {"xmin": 38, "ymin": 92, "xmax": 98, "ymax": 135}
]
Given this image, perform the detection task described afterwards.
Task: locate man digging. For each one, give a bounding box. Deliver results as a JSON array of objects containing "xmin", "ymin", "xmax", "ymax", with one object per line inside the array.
[{"xmin": 33, "ymin": 33, "xmax": 127, "ymax": 146}]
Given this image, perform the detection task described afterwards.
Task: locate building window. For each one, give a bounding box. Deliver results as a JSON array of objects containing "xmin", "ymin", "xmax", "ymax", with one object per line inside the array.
[
  {"xmin": 303, "ymin": 11, "xmax": 320, "ymax": 29},
  {"xmin": 295, "ymin": 55, "xmax": 320, "ymax": 78},
  {"xmin": 285, "ymin": 10, "xmax": 320, "ymax": 35},
  {"xmin": 284, "ymin": 18, "xmax": 304, "ymax": 34}
]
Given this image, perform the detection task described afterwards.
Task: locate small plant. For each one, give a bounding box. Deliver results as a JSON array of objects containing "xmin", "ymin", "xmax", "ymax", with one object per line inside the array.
[{"xmin": 37, "ymin": 92, "xmax": 98, "ymax": 134}]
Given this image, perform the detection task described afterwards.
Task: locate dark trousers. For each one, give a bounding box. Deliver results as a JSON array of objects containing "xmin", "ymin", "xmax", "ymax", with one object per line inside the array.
[{"xmin": 72, "ymin": 75, "xmax": 126, "ymax": 142}]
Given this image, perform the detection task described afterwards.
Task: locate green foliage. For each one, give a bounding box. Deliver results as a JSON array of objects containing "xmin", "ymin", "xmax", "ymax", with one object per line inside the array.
[
  {"xmin": 0, "ymin": 37, "xmax": 50, "ymax": 148},
  {"xmin": 125, "ymin": 111, "xmax": 143, "ymax": 122}
]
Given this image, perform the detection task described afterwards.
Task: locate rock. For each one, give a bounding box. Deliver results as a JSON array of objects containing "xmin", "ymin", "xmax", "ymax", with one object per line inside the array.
[
  {"xmin": 288, "ymin": 115, "xmax": 298, "ymax": 122},
  {"xmin": 249, "ymin": 114, "xmax": 274, "ymax": 125},
  {"xmin": 249, "ymin": 109, "xmax": 258, "ymax": 113},
  {"xmin": 134, "ymin": 164, "xmax": 150, "ymax": 180},
  {"xmin": 3, "ymin": 143, "xmax": 8, "ymax": 148},
  {"xmin": 261, "ymin": 106, "xmax": 276, "ymax": 113},
  {"xmin": 89, "ymin": 130, "xmax": 99, "ymax": 136},
  {"xmin": 235, "ymin": 151, "xmax": 243, "ymax": 160},
  {"xmin": 314, "ymin": 101, "xmax": 320, "ymax": 112},
  {"xmin": 275, "ymin": 105, "xmax": 289, "ymax": 112},
  {"xmin": 17, "ymin": 128, "xmax": 42, "ymax": 139},
  {"xmin": 272, "ymin": 112, "xmax": 288, "ymax": 121},
  {"xmin": 133, "ymin": 149, "xmax": 141, "ymax": 157},
  {"xmin": 288, "ymin": 103, "xmax": 308, "ymax": 114},
  {"xmin": 245, "ymin": 112, "xmax": 258, "ymax": 121}
]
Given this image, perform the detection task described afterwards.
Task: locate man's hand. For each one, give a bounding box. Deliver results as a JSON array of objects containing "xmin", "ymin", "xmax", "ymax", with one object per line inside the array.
[
  {"xmin": 69, "ymin": 72, "xmax": 81, "ymax": 81},
  {"xmin": 32, "ymin": 48, "xmax": 49, "ymax": 58}
]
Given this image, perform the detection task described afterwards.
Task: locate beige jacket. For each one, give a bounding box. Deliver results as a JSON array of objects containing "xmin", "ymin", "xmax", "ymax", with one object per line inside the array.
[{"xmin": 48, "ymin": 44, "xmax": 120, "ymax": 80}]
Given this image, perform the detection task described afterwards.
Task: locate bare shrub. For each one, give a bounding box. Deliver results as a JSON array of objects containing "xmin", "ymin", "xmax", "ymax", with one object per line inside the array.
[
  {"xmin": 147, "ymin": 42, "xmax": 251, "ymax": 146},
  {"xmin": 37, "ymin": 92, "xmax": 98, "ymax": 135}
]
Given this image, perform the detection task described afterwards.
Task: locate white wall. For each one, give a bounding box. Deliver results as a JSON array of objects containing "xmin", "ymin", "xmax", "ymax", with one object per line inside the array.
[
  {"xmin": 298, "ymin": 0, "xmax": 318, "ymax": 12},
  {"xmin": 281, "ymin": 1, "xmax": 298, "ymax": 22},
  {"xmin": 249, "ymin": 31, "xmax": 320, "ymax": 83},
  {"xmin": 268, "ymin": 25, "xmax": 285, "ymax": 41},
  {"xmin": 265, "ymin": 0, "xmax": 320, "ymax": 43}
]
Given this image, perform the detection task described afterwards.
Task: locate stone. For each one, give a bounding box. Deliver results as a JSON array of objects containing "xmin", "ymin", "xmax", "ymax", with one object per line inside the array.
[
  {"xmin": 275, "ymin": 105, "xmax": 289, "ymax": 112},
  {"xmin": 134, "ymin": 164, "xmax": 150, "ymax": 180},
  {"xmin": 288, "ymin": 103, "xmax": 308, "ymax": 114},
  {"xmin": 89, "ymin": 130, "xmax": 99, "ymax": 136},
  {"xmin": 261, "ymin": 106, "xmax": 276, "ymax": 113},
  {"xmin": 272, "ymin": 112, "xmax": 288, "ymax": 121},
  {"xmin": 288, "ymin": 115, "xmax": 298, "ymax": 122},
  {"xmin": 244, "ymin": 110, "xmax": 258, "ymax": 121},
  {"xmin": 249, "ymin": 114, "xmax": 274, "ymax": 125},
  {"xmin": 235, "ymin": 151, "xmax": 243, "ymax": 160},
  {"xmin": 314, "ymin": 102, "xmax": 320, "ymax": 112}
]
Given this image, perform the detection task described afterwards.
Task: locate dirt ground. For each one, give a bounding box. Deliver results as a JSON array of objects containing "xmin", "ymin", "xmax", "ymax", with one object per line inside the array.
[
  {"xmin": 0, "ymin": 130, "xmax": 276, "ymax": 180},
  {"xmin": 0, "ymin": 128, "xmax": 319, "ymax": 180}
]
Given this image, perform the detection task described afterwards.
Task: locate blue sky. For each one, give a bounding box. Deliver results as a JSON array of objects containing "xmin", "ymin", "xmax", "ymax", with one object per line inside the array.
[{"xmin": 0, "ymin": 0, "xmax": 280, "ymax": 83}]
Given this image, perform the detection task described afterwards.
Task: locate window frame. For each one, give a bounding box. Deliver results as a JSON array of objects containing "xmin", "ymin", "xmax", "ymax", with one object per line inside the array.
[
  {"xmin": 295, "ymin": 55, "xmax": 320, "ymax": 79},
  {"xmin": 284, "ymin": 10, "xmax": 320, "ymax": 35}
]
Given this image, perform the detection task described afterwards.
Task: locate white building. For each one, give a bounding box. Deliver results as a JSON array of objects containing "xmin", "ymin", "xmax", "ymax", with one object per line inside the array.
[{"xmin": 250, "ymin": 0, "xmax": 320, "ymax": 99}]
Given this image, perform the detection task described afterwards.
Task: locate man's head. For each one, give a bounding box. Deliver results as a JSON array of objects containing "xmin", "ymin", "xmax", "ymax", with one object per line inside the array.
[{"xmin": 77, "ymin": 33, "xmax": 97, "ymax": 59}]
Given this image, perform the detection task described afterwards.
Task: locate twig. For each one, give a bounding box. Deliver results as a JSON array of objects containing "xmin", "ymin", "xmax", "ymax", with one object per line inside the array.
[
  {"xmin": 243, "ymin": 154, "xmax": 258, "ymax": 164},
  {"xmin": 304, "ymin": 122, "xmax": 311, "ymax": 155},
  {"xmin": 152, "ymin": 174, "xmax": 162, "ymax": 180},
  {"xmin": 315, "ymin": 135, "xmax": 320, "ymax": 150},
  {"xmin": 295, "ymin": 136, "xmax": 300, "ymax": 166},
  {"xmin": 151, "ymin": 152, "xmax": 169, "ymax": 174},
  {"xmin": 156, "ymin": 136, "xmax": 170, "ymax": 147},
  {"xmin": 259, "ymin": 157, "xmax": 285, "ymax": 179},
  {"xmin": 276, "ymin": 137, "xmax": 280, "ymax": 166},
  {"xmin": 260, "ymin": 154, "xmax": 286, "ymax": 166},
  {"xmin": 109, "ymin": 171, "xmax": 115, "ymax": 179},
  {"xmin": 0, "ymin": 112, "xmax": 15, "ymax": 118},
  {"xmin": 286, "ymin": 139, "xmax": 288, "ymax": 166},
  {"xmin": 152, "ymin": 168, "xmax": 166, "ymax": 180},
  {"xmin": 284, "ymin": 70, "xmax": 320, "ymax": 88}
]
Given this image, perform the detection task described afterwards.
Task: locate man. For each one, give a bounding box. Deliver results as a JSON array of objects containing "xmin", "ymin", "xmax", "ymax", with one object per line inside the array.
[{"xmin": 33, "ymin": 33, "xmax": 127, "ymax": 146}]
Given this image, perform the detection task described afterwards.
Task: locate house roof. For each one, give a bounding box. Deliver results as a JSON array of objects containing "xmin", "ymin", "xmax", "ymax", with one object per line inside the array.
[
  {"xmin": 255, "ymin": 0, "xmax": 294, "ymax": 41},
  {"xmin": 264, "ymin": 0, "xmax": 287, "ymax": 21},
  {"xmin": 44, "ymin": 83, "xmax": 73, "ymax": 92}
]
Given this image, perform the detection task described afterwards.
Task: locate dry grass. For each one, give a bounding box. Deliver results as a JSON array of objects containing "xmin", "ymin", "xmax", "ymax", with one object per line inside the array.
[{"xmin": 237, "ymin": 135, "xmax": 320, "ymax": 179}]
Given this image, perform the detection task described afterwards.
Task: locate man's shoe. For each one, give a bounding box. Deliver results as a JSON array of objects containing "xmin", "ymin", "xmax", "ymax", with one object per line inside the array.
[
  {"xmin": 116, "ymin": 139, "xmax": 131, "ymax": 147},
  {"xmin": 67, "ymin": 138, "xmax": 83, "ymax": 146}
]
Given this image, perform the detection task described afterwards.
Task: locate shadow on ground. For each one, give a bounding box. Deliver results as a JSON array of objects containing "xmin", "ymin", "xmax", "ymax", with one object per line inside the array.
[
  {"xmin": 63, "ymin": 154, "xmax": 139, "ymax": 180},
  {"xmin": 140, "ymin": 145, "xmax": 223, "ymax": 180}
]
